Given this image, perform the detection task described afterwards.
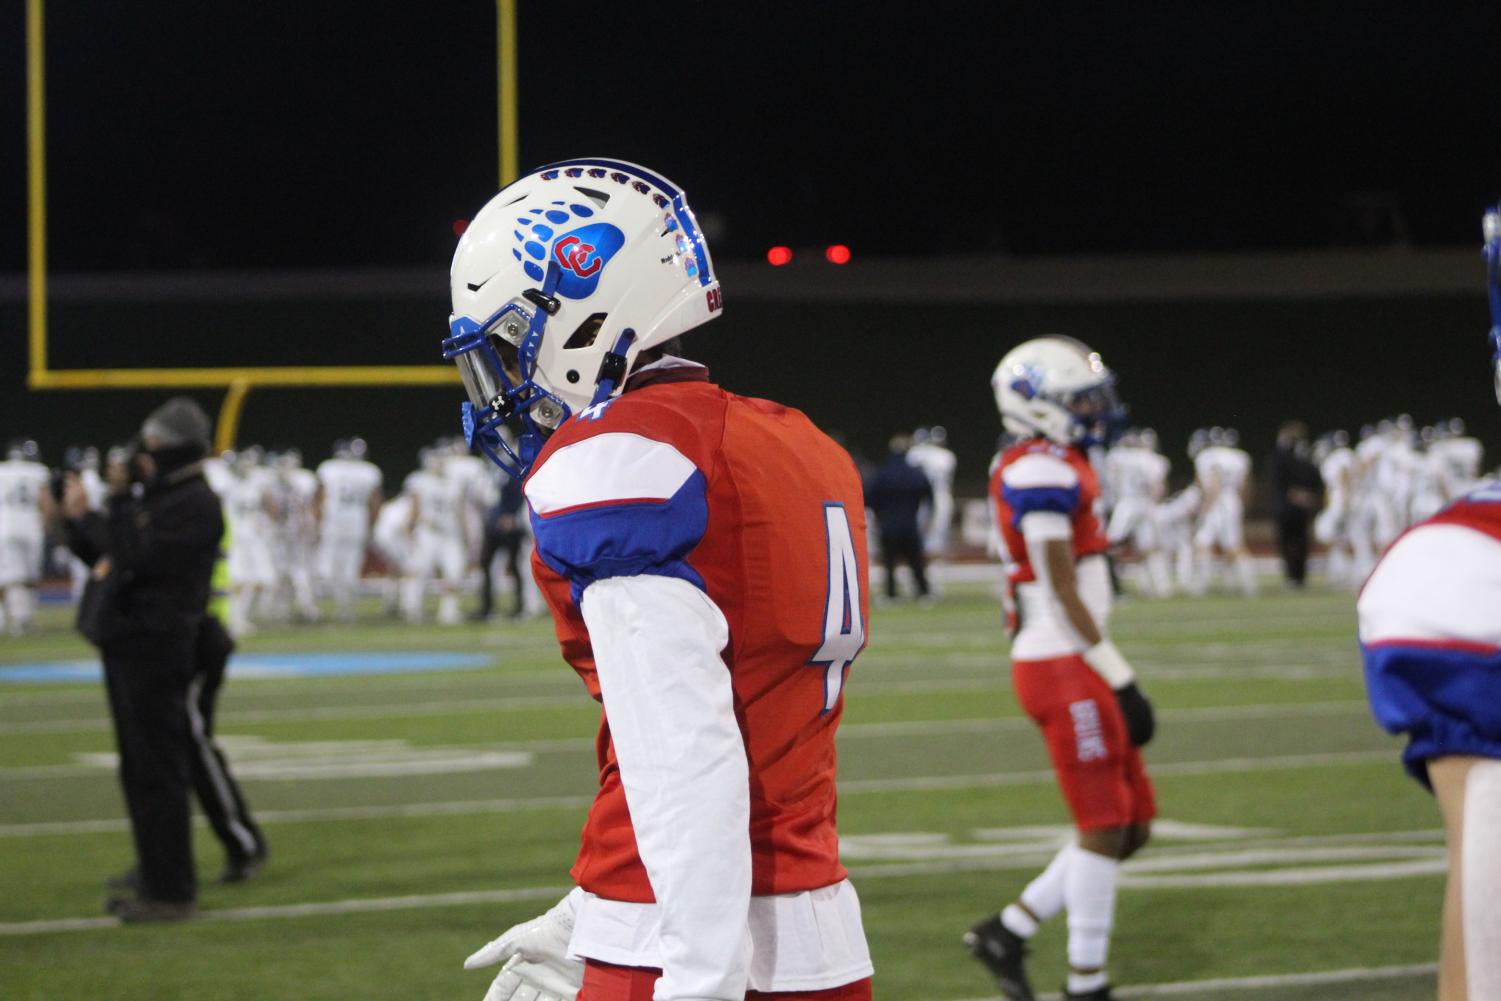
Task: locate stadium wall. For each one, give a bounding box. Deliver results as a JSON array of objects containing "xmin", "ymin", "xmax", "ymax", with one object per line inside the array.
[{"xmin": 3, "ymin": 250, "xmax": 1491, "ymax": 504}]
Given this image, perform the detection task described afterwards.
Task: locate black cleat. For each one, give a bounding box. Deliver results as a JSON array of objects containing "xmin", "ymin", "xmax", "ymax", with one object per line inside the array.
[
  {"xmin": 1063, "ymin": 985, "xmax": 1117, "ymax": 1001},
  {"xmin": 104, "ymin": 867, "xmax": 140, "ymax": 893},
  {"xmin": 962, "ymin": 914, "xmax": 1036, "ymax": 1001},
  {"xmin": 217, "ymin": 848, "xmax": 268, "ymax": 885},
  {"xmin": 108, "ymin": 895, "xmax": 197, "ymax": 924}
]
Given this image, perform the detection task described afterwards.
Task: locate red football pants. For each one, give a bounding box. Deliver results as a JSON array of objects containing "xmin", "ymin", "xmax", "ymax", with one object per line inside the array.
[{"xmin": 578, "ymin": 959, "xmax": 873, "ymax": 1001}]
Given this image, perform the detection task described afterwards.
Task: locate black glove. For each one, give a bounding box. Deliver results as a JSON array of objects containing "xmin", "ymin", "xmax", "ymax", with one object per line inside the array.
[{"xmin": 1114, "ymin": 682, "xmax": 1155, "ymax": 746}]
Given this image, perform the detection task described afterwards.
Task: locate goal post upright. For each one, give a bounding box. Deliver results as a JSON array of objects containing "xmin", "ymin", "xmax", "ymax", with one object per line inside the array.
[{"xmin": 21, "ymin": 2, "xmax": 523, "ymax": 449}]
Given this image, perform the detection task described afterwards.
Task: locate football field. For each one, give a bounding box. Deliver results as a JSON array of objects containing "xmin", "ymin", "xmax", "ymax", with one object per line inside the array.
[{"xmin": 0, "ymin": 582, "xmax": 1441, "ymax": 1001}]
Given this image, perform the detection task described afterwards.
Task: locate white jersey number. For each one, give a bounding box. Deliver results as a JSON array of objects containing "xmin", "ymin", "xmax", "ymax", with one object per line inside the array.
[{"xmin": 810, "ymin": 502, "xmax": 865, "ymax": 714}]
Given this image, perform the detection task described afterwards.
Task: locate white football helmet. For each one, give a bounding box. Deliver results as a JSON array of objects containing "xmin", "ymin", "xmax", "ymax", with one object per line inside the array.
[
  {"xmin": 992, "ymin": 335, "xmax": 1124, "ymax": 445},
  {"xmin": 445, "ymin": 158, "xmax": 723, "ymax": 477}
]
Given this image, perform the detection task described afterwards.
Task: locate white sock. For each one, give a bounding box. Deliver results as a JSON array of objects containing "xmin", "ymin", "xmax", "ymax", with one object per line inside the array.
[
  {"xmin": 6, "ymin": 585, "xmax": 32, "ymax": 627},
  {"xmin": 1464, "ymin": 759, "xmax": 1501, "ymax": 1000},
  {"xmin": 1235, "ymin": 553, "xmax": 1257, "ymax": 596},
  {"xmin": 1064, "ymin": 846, "xmax": 1120, "ymax": 973},
  {"xmin": 1013, "ymin": 843, "xmax": 1074, "ymax": 931}
]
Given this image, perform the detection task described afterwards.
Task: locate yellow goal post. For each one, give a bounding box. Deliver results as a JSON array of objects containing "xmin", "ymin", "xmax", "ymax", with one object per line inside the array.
[{"xmin": 23, "ymin": 0, "xmax": 520, "ymax": 452}]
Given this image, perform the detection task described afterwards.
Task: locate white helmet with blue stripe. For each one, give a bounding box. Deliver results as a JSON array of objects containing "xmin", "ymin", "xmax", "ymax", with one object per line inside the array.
[
  {"xmin": 991, "ymin": 335, "xmax": 1125, "ymax": 446},
  {"xmin": 445, "ymin": 158, "xmax": 723, "ymax": 477}
]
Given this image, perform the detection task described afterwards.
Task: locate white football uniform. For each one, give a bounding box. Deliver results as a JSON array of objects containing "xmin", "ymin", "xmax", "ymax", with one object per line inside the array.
[
  {"xmin": 1193, "ymin": 445, "xmax": 1251, "ymax": 551},
  {"xmin": 405, "ymin": 470, "xmax": 468, "ymax": 583},
  {"xmin": 225, "ymin": 469, "xmax": 278, "ymax": 587},
  {"xmin": 316, "ymin": 458, "xmax": 382, "ymax": 585},
  {"xmin": 0, "ymin": 460, "xmax": 49, "ymax": 588},
  {"xmin": 907, "ymin": 441, "xmax": 957, "ymax": 556},
  {"xmin": 1433, "ymin": 435, "xmax": 1485, "ymax": 496}
]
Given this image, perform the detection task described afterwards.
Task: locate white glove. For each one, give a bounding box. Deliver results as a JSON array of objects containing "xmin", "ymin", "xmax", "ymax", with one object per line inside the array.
[{"xmin": 464, "ymin": 890, "xmax": 585, "ymax": 1001}]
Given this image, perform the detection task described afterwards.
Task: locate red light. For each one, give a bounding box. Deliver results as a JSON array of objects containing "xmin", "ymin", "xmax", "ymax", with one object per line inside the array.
[
  {"xmin": 825, "ymin": 244, "xmax": 851, "ymax": 265},
  {"xmin": 452, "ymin": 219, "xmax": 470, "ymax": 237},
  {"xmin": 767, "ymin": 246, "xmax": 793, "ymax": 266}
]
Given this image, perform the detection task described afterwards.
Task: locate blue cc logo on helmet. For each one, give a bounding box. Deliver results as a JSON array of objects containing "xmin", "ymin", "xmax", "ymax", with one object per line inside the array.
[{"xmin": 551, "ymin": 223, "xmax": 625, "ymax": 300}]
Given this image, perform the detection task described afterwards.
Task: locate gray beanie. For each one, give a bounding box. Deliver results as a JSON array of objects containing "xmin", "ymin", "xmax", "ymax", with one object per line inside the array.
[{"xmin": 141, "ymin": 397, "xmax": 212, "ymax": 453}]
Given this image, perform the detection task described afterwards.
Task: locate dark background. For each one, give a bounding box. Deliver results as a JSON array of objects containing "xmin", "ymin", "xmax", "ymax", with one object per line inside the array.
[{"xmin": 4, "ymin": 2, "xmax": 1501, "ymax": 495}]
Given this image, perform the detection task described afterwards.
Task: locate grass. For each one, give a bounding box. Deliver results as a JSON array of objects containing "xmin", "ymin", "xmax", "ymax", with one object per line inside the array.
[{"xmin": 0, "ymin": 581, "xmax": 1440, "ymax": 1000}]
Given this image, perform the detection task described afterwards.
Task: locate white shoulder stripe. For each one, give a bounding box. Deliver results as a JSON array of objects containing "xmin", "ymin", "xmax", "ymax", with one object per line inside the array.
[
  {"xmin": 1001, "ymin": 452, "xmax": 1079, "ymax": 490},
  {"xmin": 526, "ymin": 433, "xmax": 697, "ymax": 516},
  {"xmin": 1358, "ymin": 524, "xmax": 1501, "ymax": 648}
]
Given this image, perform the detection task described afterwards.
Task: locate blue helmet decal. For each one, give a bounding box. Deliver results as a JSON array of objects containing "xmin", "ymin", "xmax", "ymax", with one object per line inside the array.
[{"xmin": 549, "ymin": 223, "xmax": 625, "ymax": 300}]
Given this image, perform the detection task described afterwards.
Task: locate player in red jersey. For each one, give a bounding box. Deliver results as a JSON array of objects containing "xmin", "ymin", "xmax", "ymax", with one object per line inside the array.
[
  {"xmin": 442, "ymin": 159, "xmax": 874, "ymax": 1001},
  {"xmin": 964, "ymin": 336, "xmax": 1157, "ymax": 1001}
]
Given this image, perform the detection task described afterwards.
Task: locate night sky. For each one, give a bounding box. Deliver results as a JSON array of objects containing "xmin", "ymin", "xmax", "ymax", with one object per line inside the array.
[{"xmin": 4, "ymin": 2, "xmax": 1501, "ymax": 273}]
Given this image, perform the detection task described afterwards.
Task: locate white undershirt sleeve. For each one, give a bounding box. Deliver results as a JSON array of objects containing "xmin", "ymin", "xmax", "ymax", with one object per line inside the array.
[{"xmin": 580, "ymin": 574, "xmax": 751, "ymax": 1001}]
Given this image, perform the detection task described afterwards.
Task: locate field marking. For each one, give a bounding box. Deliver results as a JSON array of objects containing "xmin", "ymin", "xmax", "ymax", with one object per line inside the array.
[
  {"xmin": 0, "ymin": 838, "xmax": 1442, "ymax": 939},
  {"xmin": 0, "ymin": 884, "xmax": 569, "ymax": 938},
  {"xmin": 948, "ymin": 961, "xmax": 1437, "ymax": 1000},
  {"xmin": 0, "ymin": 698, "xmax": 1379, "ymax": 771},
  {"xmin": 0, "ymin": 749, "xmax": 1401, "ymax": 838}
]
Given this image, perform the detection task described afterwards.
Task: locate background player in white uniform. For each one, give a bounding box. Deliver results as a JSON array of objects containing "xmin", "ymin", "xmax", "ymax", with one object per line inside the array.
[
  {"xmin": 0, "ymin": 440, "xmax": 54, "ymax": 635},
  {"xmin": 402, "ymin": 446, "xmax": 470, "ymax": 625},
  {"xmin": 1435, "ymin": 417, "xmax": 1485, "ymax": 495},
  {"xmin": 1105, "ymin": 429, "xmax": 1172, "ymax": 597},
  {"xmin": 1356, "ymin": 204, "xmax": 1501, "ymax": 1001},
  {"xmin": 223, "ymin": 447, "xmax": 279, "ymax": 636},
  {"xmin": 371, "ymin": 493, "xmax": 414, "ymax": 618},
  {"xmin": 273, "ymin": 449, "xmax": 321, "ymax": 623},
  {"xmin": 909, "ymin": 425, "xmax": 958, "ymax": 595},
  {"xmin": 1191, "ymin": 427, "xmax": 1255, "ymax": 596},
  {"xmin": 316, "ymin": 438, "xmax": 383, "ymax": 621},
  {"xmin": 1409, "ymin": 427, "xmax": 1458, "ymax": 526},
  {"xmin": 1312, "ymin": 431, "xmax": 1356, "ymax": 586}
]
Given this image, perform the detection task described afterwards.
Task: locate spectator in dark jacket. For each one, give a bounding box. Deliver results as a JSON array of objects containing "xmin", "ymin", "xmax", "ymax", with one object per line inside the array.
[
  {"xmin": 1268, "ymin": 421, "xmax": 1325, "ymax": 589},
  {"xmin": 63, "ymin": 398, "xmax": 224, "ymax": 923},
  {"xmin": 866, "ymin": 435, "xmax": 934, "ymax": 601}
]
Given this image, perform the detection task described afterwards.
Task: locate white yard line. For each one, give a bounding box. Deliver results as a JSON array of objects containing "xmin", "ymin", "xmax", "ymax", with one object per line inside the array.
[
  {"xmin": 949, "ymin": 961, "xmax": 1437, "ymax": 1000},
  {"xmin": 0, "ymin": 884, "xmax": 569, "ymax": 937},
  {"xmin": 0, "ymin": 749, "xmax": 1397, "ymax": 838}
]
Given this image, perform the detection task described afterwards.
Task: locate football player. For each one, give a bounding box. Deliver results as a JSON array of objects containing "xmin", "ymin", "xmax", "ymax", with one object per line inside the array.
[
  {"xmin": 1356, "ymin": 206, "xmax": 1501, "ymax": 1001},
  {"xmin": 0, "ymin": 439, "xmax": 54, "ymax": 635},
  {"xmin": 223, "ymin": 446, "xmax": 279, "ymax": 637},
  {"xmin": 1191, "ymin": 427, "xmax": 1256, "ymax": 596},
  {"xmin": 445, "ymin": 159, "xmax": 873, "ymax": 1001},
  {"xmin": 401, "ymin": 445, "xmax": 470, "ymax": 625},
  {"xmin": 274, "ymin": 449, "xmax": 321, "ymax": 623},
  {"xmin": 968, "ymin": 337, "xmax": 1156, "ymax": 1001},
  {"xmin": 1311, "ymin": 431, "xmax": 1356, "ymax": 586},
  {"xmin": 315, "ymin": 438, "xmax": 383, "ymax": 621},
  {"xmin": 1105, "ymin": 429, "xmax": 1172, "ymax": 598},
  {"xmin": 909, "ymin": 425, "xmax": 958, "ymax": 595}
]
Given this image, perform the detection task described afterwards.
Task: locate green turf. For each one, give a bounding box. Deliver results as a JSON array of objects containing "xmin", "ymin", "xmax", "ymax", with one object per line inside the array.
[{"xmin": 0, "ymin": 584, "xmax": 1443, "ymax": 1000}]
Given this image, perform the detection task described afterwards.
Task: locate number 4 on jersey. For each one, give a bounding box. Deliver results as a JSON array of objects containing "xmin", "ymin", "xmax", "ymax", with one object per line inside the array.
[{"xmin": 810, "ymin": 502, "xmax": 865, "ymax": 713}]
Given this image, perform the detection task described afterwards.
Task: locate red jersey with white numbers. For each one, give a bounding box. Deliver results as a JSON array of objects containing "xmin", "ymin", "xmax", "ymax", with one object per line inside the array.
[
  {"xmin": 523, "ymin": 369, "xmax": 869, "ymax": 902},
  {"xmin": 989, "ymin": 438, "xmax": 1109, "ymax": 585}
]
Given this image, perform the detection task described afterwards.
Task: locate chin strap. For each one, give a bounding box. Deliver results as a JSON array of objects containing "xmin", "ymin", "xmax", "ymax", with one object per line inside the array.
[{"xmin": 589, "ymin": 328, "xmax": 637, "ymax": 408}]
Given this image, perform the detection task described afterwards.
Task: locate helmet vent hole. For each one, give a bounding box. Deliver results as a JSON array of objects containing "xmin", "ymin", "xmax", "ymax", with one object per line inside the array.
[
  {"xmin": 574, "ymin": 186, "xmax": 611, "ymax": 208},
  {"xmin": 566, "ymin": 370, "xmax": 580, "ymax": 384},
  {"xmin": 563, "ymin": 313, "xmax": 608, "ymax": 351}
]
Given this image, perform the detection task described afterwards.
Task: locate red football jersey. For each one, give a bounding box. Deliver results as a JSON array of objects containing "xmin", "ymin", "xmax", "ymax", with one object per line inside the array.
[
  {"xmin": 525, "ymin": 371, "xmax": 869, "ymax": 903},
  {"xmin": 990, "ymin": 437, "xmax": 1109, "ymax": 585}
]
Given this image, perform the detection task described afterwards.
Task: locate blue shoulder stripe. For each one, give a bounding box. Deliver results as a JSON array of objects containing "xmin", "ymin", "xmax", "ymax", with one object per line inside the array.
[
  {"xmin": 531, "ymin": 469, "xmax": 709, "ymax": 605},
  {"xmin": 1002, "ymin": 483, "xmax": 1080, "ymax": 528}
]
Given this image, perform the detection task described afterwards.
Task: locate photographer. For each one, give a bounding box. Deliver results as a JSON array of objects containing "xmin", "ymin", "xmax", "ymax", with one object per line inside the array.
[{"xmin": 62, "ymin": 398, "xmax": 223, "ymax": 923}]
